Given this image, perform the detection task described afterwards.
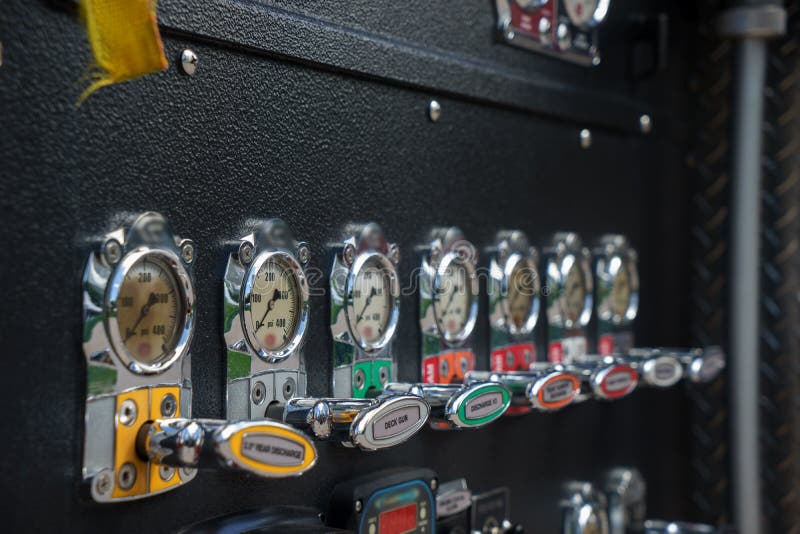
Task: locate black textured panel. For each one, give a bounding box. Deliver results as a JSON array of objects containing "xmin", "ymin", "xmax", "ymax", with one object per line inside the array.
[{"xmin": 0, "ymin": 0, "xmax": 701, "ymax": 531}]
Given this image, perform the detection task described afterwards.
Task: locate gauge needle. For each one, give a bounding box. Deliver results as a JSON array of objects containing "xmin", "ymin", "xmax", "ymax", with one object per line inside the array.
[
  {"xmin": 356, "ymin": 287, "xmax": 377, "ymax": 323},
  {"xmin": 256, "ymin": 288, "xmax": 281, "ymax": 331},
  {"xmin": 124, "ymin": 292, "xmax": 157, "ymax": 341},
  {"xmin": 443, "ymin": 284, "xmax": 461, "ymax": 315}
]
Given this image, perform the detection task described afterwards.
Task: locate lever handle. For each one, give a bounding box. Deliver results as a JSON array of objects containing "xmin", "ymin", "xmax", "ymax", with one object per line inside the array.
[
  {"xmin": 382, "ymin": 382, "xmax": 511, "ymax": 429},
  {"xmin": 627, "ymin": 346, "xmax": 726, "ymax": 384},
  {"xmin": 642, "ymin": 520, "xmax": 719, "ymax": 533},
  {"xmin": 137, "ymin": 418, "xmax": 318, "ymax": 478},
  {"xmin": 621, "ymin": 349, "xmax": 684, "ymax": 388},
  {"xmin": 282, "ymin": 394, "xmax": 430, "ymax": 451},
  {"xmin": 466, "ymin": 367, "xmax": 581, "ymax": 412},
  {"xmin": 565, "ymin": 355, "xmax": 639, "ymax": 401}
]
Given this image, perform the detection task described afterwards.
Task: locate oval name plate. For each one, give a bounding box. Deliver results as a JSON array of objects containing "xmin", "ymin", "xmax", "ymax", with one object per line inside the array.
[
  {"xmin": 688, "ymin": 346, "xmax": 726, "ymax": 383},
  {"xmin": 528, "ymin": 372, "xmax": 581, "ymax": 411},
  {"xmin": 593, "ymin": 364, "xmax": 638, "ymax": 400},
  {"xmin": 351, "ymin": 395, "xmax": 430, "ymax": 451},
  {"xmin": 447, "ymin": 382, "xmax": 511, "ymax": 428},
  {"xmin": 642, "ymin": 356, "xmax": 683, "ymax": 388},
  {"xmin": 215, "ymin": 421, "xmax": 318, "ymax": 477}
]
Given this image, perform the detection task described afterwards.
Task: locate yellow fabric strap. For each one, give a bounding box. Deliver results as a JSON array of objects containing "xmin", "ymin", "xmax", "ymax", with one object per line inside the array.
[{"xmin": 79, "ymin": 0, "xmax": 168, "ymax": 103}]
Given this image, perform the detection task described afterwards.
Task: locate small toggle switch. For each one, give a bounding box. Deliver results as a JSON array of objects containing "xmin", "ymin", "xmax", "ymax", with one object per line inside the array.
[
  {"xmin": 466, "ymin": 366, "xmax": 581, "ymax": 413},
  {"xmin": 281, "ymin": 394, "xmax": 430, "ymax": 451},
  {"xmin": 383, "ymin": 381, "xmax": 511, "ymax": 430},
  {"xmin": 566, "ymin": 355, "xmax": 639, "ymax": 402},
  {"xmin": 137, "ymin": 419, "xmax": 318, "ymax": 478}
]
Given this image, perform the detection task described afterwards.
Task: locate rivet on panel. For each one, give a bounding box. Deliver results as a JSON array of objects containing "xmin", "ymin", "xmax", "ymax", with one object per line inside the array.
[
  {"xmin": 428, "ymin": 100, "xmax": 442, "ymax": 122},
  {"xmin": 579, "ymin": 129, "xmax": 592, "ymax": 150},
  {"xmin": 180, "ymin": 49, "xmax": 199, "ymax": 76}
]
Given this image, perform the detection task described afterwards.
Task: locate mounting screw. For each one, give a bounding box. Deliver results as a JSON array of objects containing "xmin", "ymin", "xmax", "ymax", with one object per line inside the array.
[
  {"xmin": 430, "ymin": 478, "xmax": 438, "ymax": 491},
  {"xmin": 592, "ymin": 55, "xmax": 601, "ymax": 66},
  {"xmin": 239, "ymin": 241, "xmax": 254, "ymax": 264},
  {"xmin": 297, "ymin": 244, "xmax": 310, "ymax": 264},
  {"xmin": 117, "ymin": 463, "xmax": 137, "ymax": 491},
  {"xmin": 343, "ymin": 243, "xmax": 356, "ymax": 266},
  {"xmin": 119, "ymin": 399, "xmax": 137, "ymax": 426},
  {"xmin": 103, "ymin": 239, "xmax": 122, "ymax": 265},
  {"xmin": 579, "ymin": 129, "xmax": 592, "ymax": 149},
  {"xmin": 389, "ymin": 244, "xmax": 401, "ymax": 264},
  {"xmin": 428, "ymin": 100, "xmax": 442, "ymax": 122},
  {"xmin": 355, "ymin": 499, "xmax": 363, "ymax": 513},
  {"xmin": 159, "ymin": 465, "xmax": 176, "ymax": 482},
  {"xmin": 181, "ymin": 240, "xmax": 195, "ymax": 264},
  {"xmin": 180, "ymin": 49, "xmax": 198, "ymax": 76},
  {"xmin": 282, "ymin": 377, "xmax": 297, "ymax": 400},
  {"xmin": 639, "ymin": 114, "xmax": 652, "ymax": 134},
  {"xmin": 161, "ymin": 393, "xmax": 177, "ymax": 417},
  {"xmin": 180, "ymin": 467, "xmax": 196, "ymax": 479},
  {"xmin": 94, "ymin": 470, "xmax": 113, "ymax": 496},
  {"xmin": 252, "ymin": 381, "xmax": 267, "ymax": 405}
]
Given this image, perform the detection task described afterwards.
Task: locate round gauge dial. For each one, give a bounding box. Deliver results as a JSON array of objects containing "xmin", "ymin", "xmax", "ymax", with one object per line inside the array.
[
  {"xmin": 563, "ymin": 261, "xmax": 586, "ymax": 323},
  {"xmin": 610, "ymin": 262, "xmax": 631, "ymax": 317},
  {"xmin": 116, "ymin": 256, "xmax": 183, "ymax": 365},
  {"xmin": 507, "ymin": 260, "xmax": 536, "ymax": 329},
  {"xmin": 351, "ymin": 256, "xmax": 394, "ymax": 344},
  {"xmin": 563, "ymin": 0, "xmax": 604, "ymax": 27},
  {"xmin": 435, "ymin": 261, "xmax": 473, "ymax": 338},
  {"xmin": 246, "ymin": 256, "xmax": 301, "ymax": 352}
]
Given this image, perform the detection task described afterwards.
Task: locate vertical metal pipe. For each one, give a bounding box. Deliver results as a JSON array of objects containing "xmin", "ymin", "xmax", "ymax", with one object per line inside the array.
[{"xmin": 730, "ymin": 37, "xmax": 766, "ymax": 534}]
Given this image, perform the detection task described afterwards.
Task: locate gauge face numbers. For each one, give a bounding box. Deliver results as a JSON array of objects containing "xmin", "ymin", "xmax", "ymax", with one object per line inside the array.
[
  {"xmin": 246, "ymin": 256, "xmax": 301, "ymax": 353},
  {"xmin": 116, "ymin": 256, "xmax": 182, "ymax": 365},
  {"xmin": 351, "ymin": 257, "xmax": 394, "ymax": 345},
  {"xmin": 507, "ymin": 260, "xmax": 536, "ymax": 329},
  {"xmin": 563, "ymin": 0, "xmax": 601, "ymax": 27},
  {"xmin": 435, "ymin": 261, "xmax": 473, "ymax": 338},
  {"xmin": 563, "ymin": 260, "xmax": 586, "ymax": 323},
  {"xmin": 610, "ymin": 262, "xmax": 631, "ymax": 317}
]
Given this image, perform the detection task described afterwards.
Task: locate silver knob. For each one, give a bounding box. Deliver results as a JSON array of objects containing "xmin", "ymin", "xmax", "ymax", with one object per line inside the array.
[
  {"xmin": 566, "ymin": 355, "xmax": 638, "ymax": 401},
  {"xmin": 383, "ymin": 382, "xmax": 511, "ymax": 429},
  {"xmin": 137, "ymin": 418, "xmax": 318, "ymax": 478},
  {"xmin": 282, "ymin": 394, "xmax": 430, "ymax": 451},
  {"xmin": 466, "ymin": 366, "xmax": 581, "ymax": 413},
  {"xmin": 623, "ymin": 350, "xmax": 684, "ymax": 388}
]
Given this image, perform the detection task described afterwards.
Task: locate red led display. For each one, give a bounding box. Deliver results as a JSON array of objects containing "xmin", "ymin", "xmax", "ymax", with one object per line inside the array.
[{"xmin": 379, "ymin": 503, "xmax": 417, "ymax": 534}]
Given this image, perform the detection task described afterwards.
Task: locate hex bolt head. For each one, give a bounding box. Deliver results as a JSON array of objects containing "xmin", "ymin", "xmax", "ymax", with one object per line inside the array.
[
  {"xmin": 239, "ymin": 241, "xmax": 255, "ymax": 264},
  {"xmin": 161, "ymin": 393, "xmax": 177, "ymax": 417},
  {"xmin": 639, "ymin": 114, "xmax": 652, "ymax": 134},
  {"xmin": 297, "ymin": 244, "xmax": 310, "ymax": 264},
  {"xmin": 103, "ymin": 239, "xmax": 122, "ymax": 265},
  {"xmin": 355, "ymin": 499, "xmax": 363, "ymax": 513},
  {"xmin": 579, "ymin": 129, "xmax": 592, "ymax": 149},
  {"xmin": 119, "ymin": 399, "xmax": 137, "ymax": 426},
  {"xmin": 180, "ymin": 49, "xmax": 199, "ymax": 76},
  {"xmin": 181, "ymin": 240, "xmax": 195, "ymax": 264},
  {"xmin": 428, "ymin": 100, "xmax": 442, "ymax": 122},
  {"xmin": 343, "ymin": 244, "xmax": 356, "ymax": 266}
]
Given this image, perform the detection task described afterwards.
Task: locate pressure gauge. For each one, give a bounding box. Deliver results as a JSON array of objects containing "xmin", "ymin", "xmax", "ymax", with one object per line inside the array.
[
  {"xmin": 224, "ymin": 219, "xmax": 311, "ymax": 420},
  {"xmin": 563, "ymin": 0, "xmax": 610, "ymax": 29},
  {"xmin": 545, "ymin": 232, "xmax": 593, "ymax": 363},
  {"xmin": 419, "ymin": 228, "xmax": 479, "ymax": 384},
  {"xmin": 488, "ymin": 230, "xmax": 541, "ymax": 372},
  {"xmin": 110, "ymin": 250, "xmax": 192, "ymax": 371},
  {"xmin": 331, "ymin": 223, "xmax": 400, "ymax": 397},
  {"xmin": 594, "ymin": 235, "xmax": 639, "ymax": 355}
]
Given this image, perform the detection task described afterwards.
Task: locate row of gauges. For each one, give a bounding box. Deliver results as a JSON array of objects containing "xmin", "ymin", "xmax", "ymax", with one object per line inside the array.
[
  {"xmin": 176, "ymin": 466, "xmax": 719, "ymax": 534},
  {"xmin": 80, "ymin": 213, "xmax": 724, "ymax": 502}
]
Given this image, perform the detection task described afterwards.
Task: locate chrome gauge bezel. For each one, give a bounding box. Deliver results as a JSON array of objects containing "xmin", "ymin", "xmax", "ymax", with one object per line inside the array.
[
  {"xmin": 240, "ymin": 250, "xmax": 310, "ymax": 363},
  {"xmin": 547, "ymin": 240, "xmax": 594, "ymax": 330},
  {"xmin": 344, "ymin": 250, "xmax": 401, "ymax": 352},
  {"xmin": 499, "ymin": 252, "xmax": 541, "ymax": 336},
  {"xmin": 432, "ymin": 250, "xmax": 480, "ymax": 345},
  {"xmin": 596, "ymin": 250, "xmax": 639, "ymax": 326},
  {"xmin": 564, "ymin": 0, "xmax": 610, "ymax": 29},
  {"xmin": 104, "ymin": 246, "xmax": 195, "ymax": 375}
]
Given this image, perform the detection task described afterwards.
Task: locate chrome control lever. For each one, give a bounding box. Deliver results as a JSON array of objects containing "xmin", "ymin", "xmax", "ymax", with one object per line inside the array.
[
  {"xmin": 627, "ymin": 346, "xmax": 726, "ymax": 385},
  {"xmin": 466, "ymin": 366, "xmax": 581, "ymax": 413},
  {"xmin": 137, "ymin": 418, "xmax": 318, "ymax": 478},
  {"xmin": 282, "ymin": 394, "xmax": 430, "ymax": 451},
  {"xmin": 642, "ymin": 521, "xmax": 720, "ymax": 533},
  {"xmin": 620, "ymin": 349, "xmax": 684, "ymax": 388},
  {"xmin": 565, "ymin": 355, "xmax": 639, "ymax": 402},
  {"xmin": 382, "ymin": 381, "xmax": 511, "ymax": 429}
]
